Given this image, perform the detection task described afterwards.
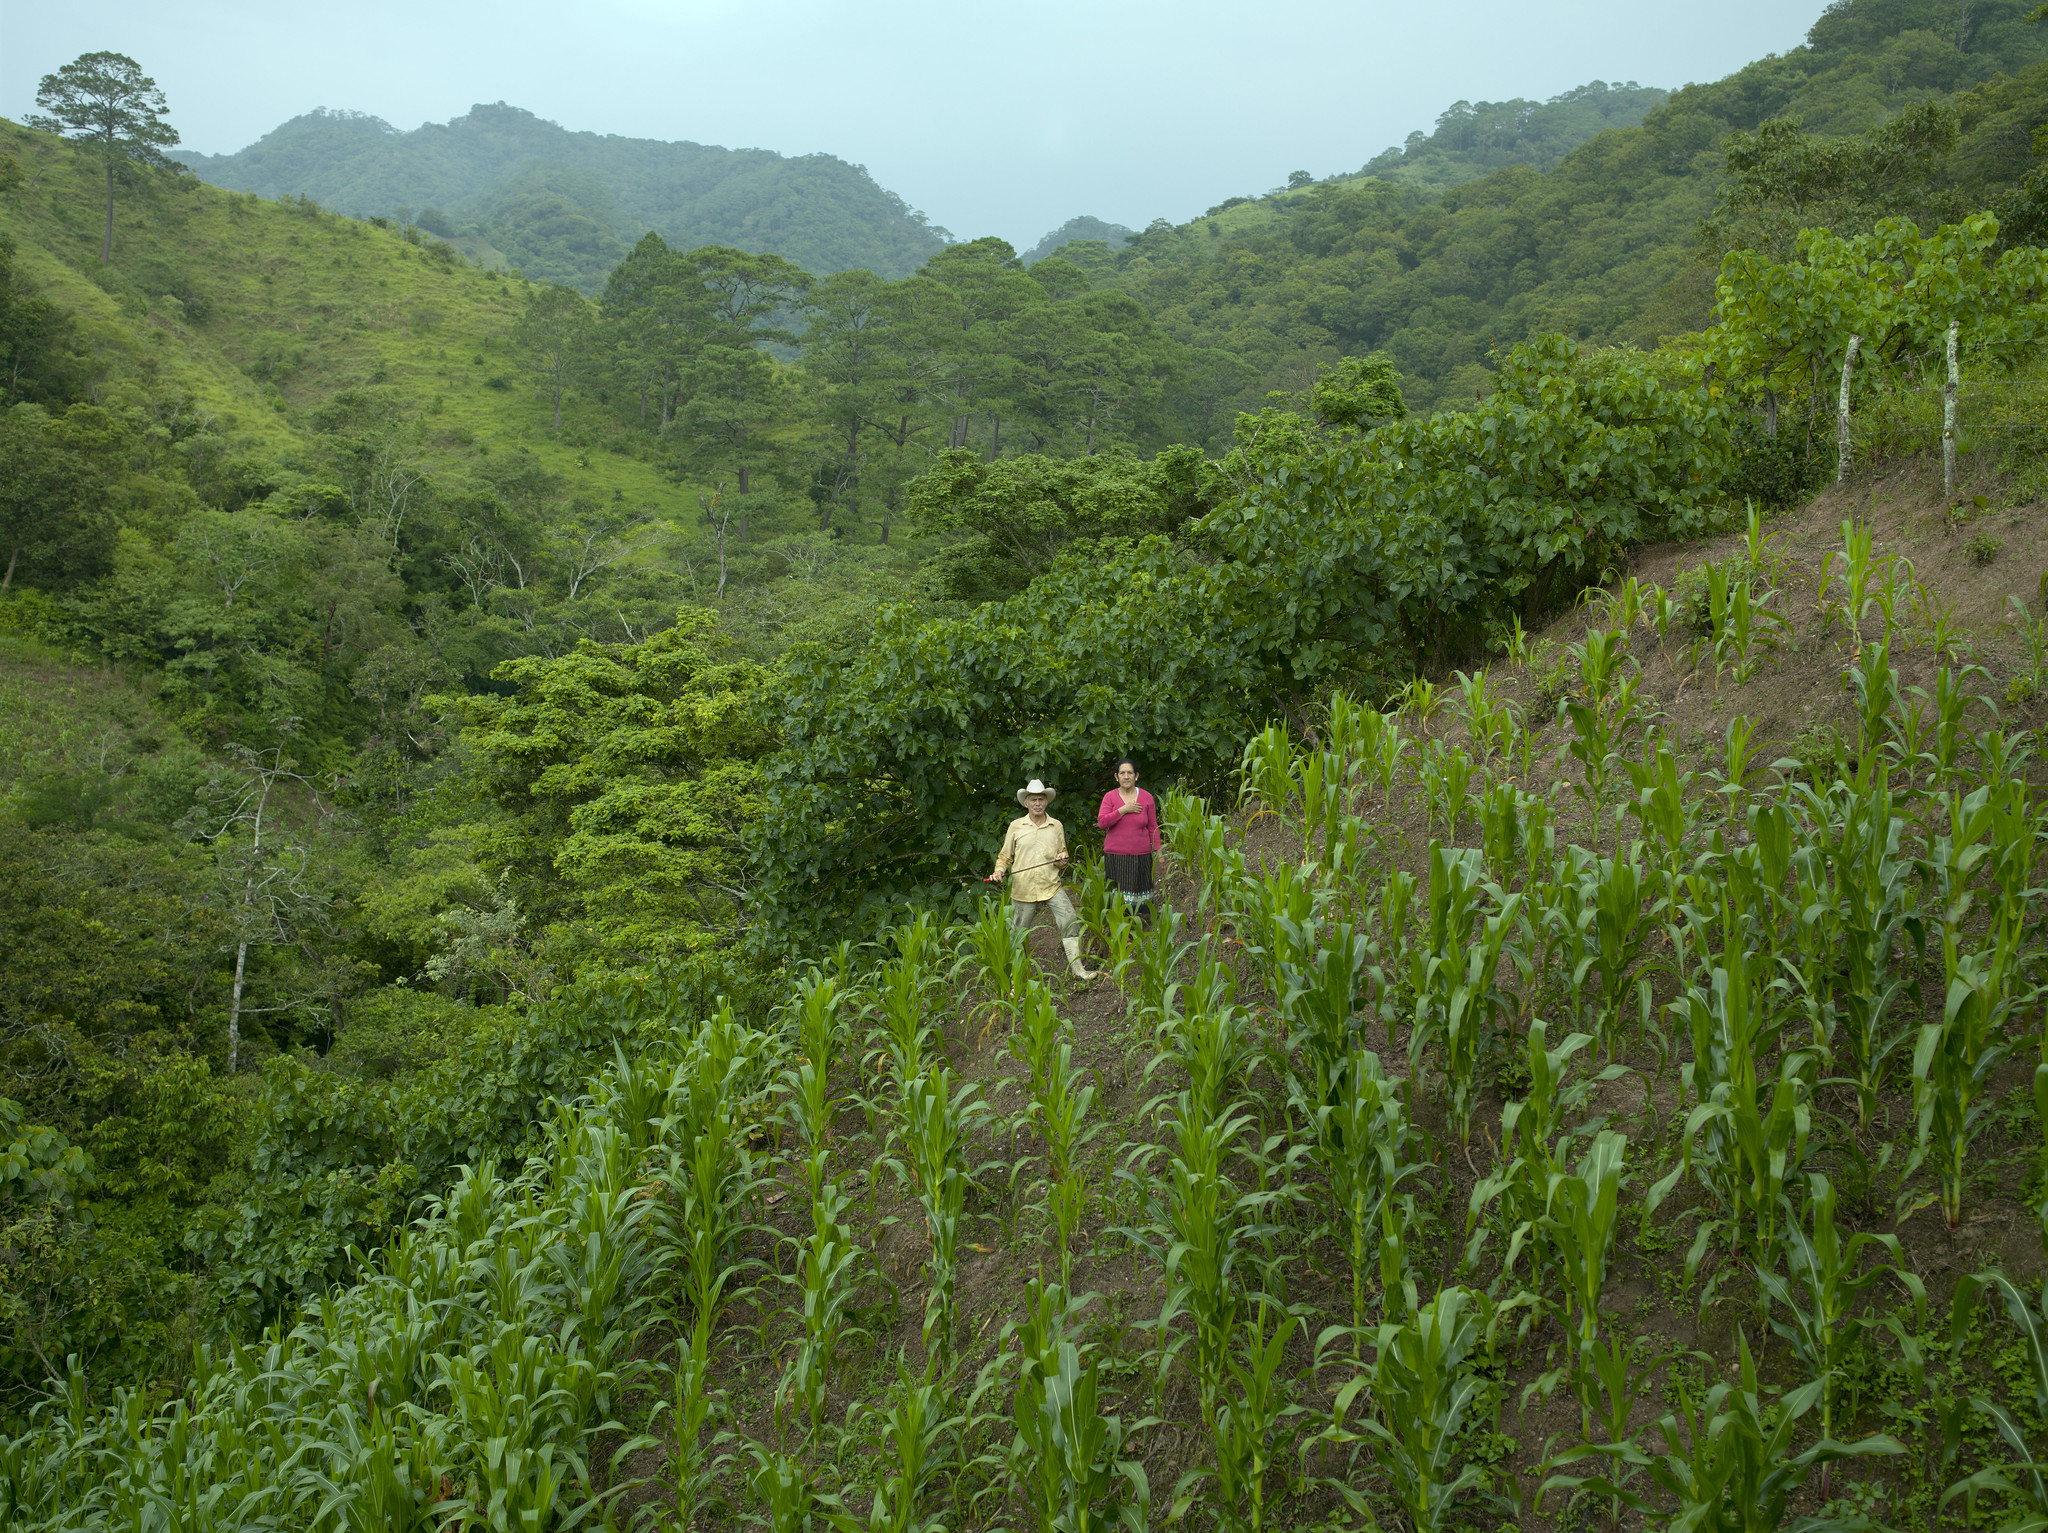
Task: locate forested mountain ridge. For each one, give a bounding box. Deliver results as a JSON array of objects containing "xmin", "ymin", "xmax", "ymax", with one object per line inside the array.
[
  {"xmin": 1053, "ymin": 0, "xmax": 2048, "ymax": 411},
  {"xmin": 1349, "ymin": 78, "xmax": 1669, "ymax": 194},
  {"xmin": 174, "ymin": 102, "xmax": 951, "ymax": 292}
]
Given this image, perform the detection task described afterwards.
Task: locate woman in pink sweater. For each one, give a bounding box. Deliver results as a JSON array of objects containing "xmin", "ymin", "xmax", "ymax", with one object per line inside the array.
[{"xmin": 1097, "ymin": 756, "xmax": 1161, "ymax": 926}]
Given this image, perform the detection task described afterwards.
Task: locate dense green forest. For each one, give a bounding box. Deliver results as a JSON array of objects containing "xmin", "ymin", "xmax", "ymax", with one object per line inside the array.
[
  {"xmin": 1023, "ymin": 215, "xmax": 1136, "ymax": 266},
  {"xmin": 5, "ymin": 2, "xmax": 2048, "ymax": 1527},
  {"xmin": 1348, "ymin": 79, "xmax": 1669, "ymax": 193},
  {"xmin": 1047, "ymin": 0, "xmax": 2048, "ymax": 411},
  {"xmin": 176, "ymin": 103, "xmax": 952, "ymax": 292}
]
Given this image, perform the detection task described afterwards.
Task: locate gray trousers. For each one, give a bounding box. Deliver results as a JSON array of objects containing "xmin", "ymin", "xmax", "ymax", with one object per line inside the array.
[{"xmin": 1010, "ymin": 888, "xmax": 1080, "ymax": 939}]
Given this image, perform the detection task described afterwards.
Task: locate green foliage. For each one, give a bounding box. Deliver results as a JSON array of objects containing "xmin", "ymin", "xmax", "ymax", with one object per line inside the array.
[
  {"xmin": 1354, "ymin": 80, "xmax": 1670, "ymax": 193},
  {"xmin": 903, "ymin": 444, "xmax": 1217, "ymax": 602},
  {"xmin": 761, "ymin": 337, "xmax": 1734, "ymax": 941},
  {"xmin": 455, "ymin": 610, "xmax": 775, "ymax": 969},
  {"xmin": 1711, "ymin": 212, "xmax": 2048, "ymax": 392}
]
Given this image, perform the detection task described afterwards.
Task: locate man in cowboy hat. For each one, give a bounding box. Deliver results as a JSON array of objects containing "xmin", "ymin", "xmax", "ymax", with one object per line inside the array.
[{"xmin": 987, "ymin": 778, "xmax": 1098, "ymax": 981}]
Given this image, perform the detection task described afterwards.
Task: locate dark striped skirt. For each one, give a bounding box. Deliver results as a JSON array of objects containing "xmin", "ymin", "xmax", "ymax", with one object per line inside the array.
[{"xmin": 1105, "ymin": 852, "xmax": 1155, "ymax": 907}]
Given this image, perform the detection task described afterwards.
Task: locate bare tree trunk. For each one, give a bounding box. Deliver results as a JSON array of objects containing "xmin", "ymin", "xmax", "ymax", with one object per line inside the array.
[
  {"xmin": 102, "ymin": 159, "xmax": 114, "ymax": 264},
  {"xmin": 2, "ymin": 546, "xmax": 16, "ymax": 590},
  {"xmin": 988, "ymin": 417, "xmax": 1001, "ymax": 462},
  {"xmin": 552, "ymin": 364, "xmax": 563, "ymax": 430},
  {"xmin": 229, "ymin": 937, "xmax": 247, "ymax": 1072},
  {"xmin": 1941, "ymin": 319, "xmax": 1957, "ymax": 497},
  {"xmin": 1836, "ymin": 335, "xmax": 1861, "ymax": 483}
]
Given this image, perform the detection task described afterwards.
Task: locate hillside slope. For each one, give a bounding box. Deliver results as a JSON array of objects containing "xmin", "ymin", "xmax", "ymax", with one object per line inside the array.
[
  {"xmin": 1063, "ymin": 0, "xmax": 2048, "ymax": 412},
  {"xmin": 174, "ymin": 103, "xmax": 951, "ymax": 292},
  {"xmin": 3, "ymin": 114, "xmax": 682, "ymax": 509},
  {"xmin": 1351, "ymin": 78, "xmax": 1668, "ymax": 193}
]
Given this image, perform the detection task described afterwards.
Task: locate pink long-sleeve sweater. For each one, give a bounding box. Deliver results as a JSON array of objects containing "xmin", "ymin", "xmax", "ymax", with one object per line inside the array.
[{"xmin": 1097, "ymin": 788, "xmax": 1161, "ymax": 854}]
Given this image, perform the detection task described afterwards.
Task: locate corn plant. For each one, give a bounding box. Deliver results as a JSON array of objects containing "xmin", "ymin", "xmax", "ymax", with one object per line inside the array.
[
  {"xmin": 1292, "ymin": 745, "xmax": 1352, "ymax": 852},
  {"xmin": 1426, "ymin": 740, "xmax": 1477, "ymax": 842},
  {"xmin": 1007, "ymin": 1281, "xmax": 1150, "ymax": 1533},
  {"xmin": 778, "ymin": 1179, "xmax": 868, "ymax": 1437},
  {"xmin": 1909, "ymin": 923, "xmax": 2029, "ymax": 1229},
  {"xmin": 1126, "ymin": 903, "xmax": 1191, "ymax": 1025},
  {"xmin": 1281, "ymin": 923, "xmax": 1372, "ymax": 1100},
  {"xmin": 1233, "ymin": 860, "xmax": 1322, "ymax": 998},
  {"xmin": 964, "ymin": 897, "xmax": 1037, "ymax": 1032},
  {"xmin": 1561, "ymin": 660, "xmax": 1642, "ymax": 853},
  {"xmin": 1543, "ymin": 1332, "xmax": 1900, "ymax": 1533},
  {"xmin": 1172, "ymin": 1299, "xmax": 1303, "ymax": 1533},
  {"xmin": 1410, "ymin": 843, "xmax": 1520, "ymax": 1141},
  {"xmin": 1652, "ymin": 953, "xmax": 1811, "ymax": 1300},
  {"xmin": 1823, "ymin": 516, "xmax": 1881, "ymax": 650},
  {"xmin": 1159, "ymin": 1091, "xmax": 1256, "ymax": 1431},
  {"xmin": 1313, "ymin": 1048, "xmax": 1426, "ymax": 1346},
  {"xmin": 1030, "ymin": 1039, "xmax": 1104, "ymax": 1288},
  {"xmin": 1155, "ymin": 958, "xmax": 1255, "ymax": 1125},
  {"xmin": 1327, "ymin": 1286, "xmax": 1506, "ymax": 1533},
  {"xmin": 1848, "ymin": 639, "xmax": 1901, "ymax": 764},
  {"xmin": 1539, "ymin": 1131, "xmax": 1629, "ymax": 1371},
  {"xmin": 1792, "ymin": 774, "xmax": 1918, "ymax": 1128},
  {"xmin": 666, "ymin": 1037, "xmax": 764, "ymax": 1338},
  {"xmin": 659, "ymin": 1317, "xmax": 734, "ymax": 1530},
  {"xmin": 1478, "ymin": 780, "xmax": 1536, "ymax": 891},
  {"xmin": 1468, "ymin": 1019, "xmax": 1627, "ymax": 1278},
  {"xmin": 1237, "ymin": 722, "xmax": 1294, "ymax": 821},
  {"xmin": 1704, "ymin": 561, "xmax": 1788, "ymax": 684},
  {"xmin": 749, "ymin": 1447, "xmax": 836, "ymax": 1533},
  {"xmin": 2001, "ymin": 592, "xmax": 2048, "ymax": 705},
  {"xmin": 873, "ymin": 921, "xmax": 942, "ymax": 1087},
  {"xmin": 1942, "ymin": 1272, "xmax": 2048, "ymax": 1533},
  {"xmin": 1394, "ymin": 675, "xmax": 1445, "ymax": 736},
  {"xmin": 1164, "ymin": 790, "xmax": 1241, "ymax": 921},
  {"xmin": 893, "ymin": 1067, "xmax": 991, "ymax": 1368},
  {"xmin": 837, "ymin": 1365, "xmax": 963, "ymax": 1533},
  {"xmin": 1456, "ymin": 668, "xmax": 1519, "ymax": 768},
  {"xmin": 1755, "ymin": 1173, "xmax": 1920, "ymax": 1453},
  {"xmin": 1622, "ymin": 738, "xmax": 1700, "ymax": 900},
  {"xmin": 1583, "ymin": 849, "xmax": 1653, "ymax": 1055}
]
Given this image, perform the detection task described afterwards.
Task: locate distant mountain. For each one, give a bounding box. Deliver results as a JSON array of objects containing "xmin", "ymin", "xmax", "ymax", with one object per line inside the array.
[
  {"xmin": 1350, "ymin": 79, "xmax": 1668, "ymax": 193},
  {"xmin": 175, "ymin": 103, "xmax": 951, "ymax": 292},
  {"xmin": 1022, "ymin": 216, "xmax": 1136, "ymax": 265}
]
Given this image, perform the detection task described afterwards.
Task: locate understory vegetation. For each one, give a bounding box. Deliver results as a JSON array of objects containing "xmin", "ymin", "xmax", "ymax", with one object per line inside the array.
[{"xmin": 8, "ymin": 530, "xmax": 2048, "ymax": 1531}]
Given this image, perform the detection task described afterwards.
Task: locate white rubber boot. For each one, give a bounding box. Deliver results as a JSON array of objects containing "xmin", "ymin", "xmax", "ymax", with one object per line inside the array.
[{"xmin": 1062, "ymin": 937, "xmax": 1098, "ymax": 981}]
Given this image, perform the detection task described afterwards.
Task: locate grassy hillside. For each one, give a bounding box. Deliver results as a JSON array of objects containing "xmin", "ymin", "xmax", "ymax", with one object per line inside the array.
[
  {"xmin": 1, "ymin": 113, "xmax": 690, "ymax": 509},
  {"xmin": 174, "ymin": 102, "xmax": 951, "ymax": 293}
]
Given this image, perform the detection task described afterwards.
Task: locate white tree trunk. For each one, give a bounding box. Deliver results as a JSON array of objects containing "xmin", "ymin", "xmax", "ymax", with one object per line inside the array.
[{"xmin": 229, "ymin": 937, "xmax": 247, "ymax": 1072}]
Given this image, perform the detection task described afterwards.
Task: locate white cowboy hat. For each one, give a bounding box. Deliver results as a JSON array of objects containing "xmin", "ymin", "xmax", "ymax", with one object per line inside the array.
[{"xmin": 1015, "ymin": 778, "xmax": 1057, "ymax": 807}]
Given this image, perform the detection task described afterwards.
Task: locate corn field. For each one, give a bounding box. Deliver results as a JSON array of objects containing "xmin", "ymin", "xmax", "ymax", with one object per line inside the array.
[{"xmin": 6, "ymin": 533, "xmax": 2048, "ymax": 1533}]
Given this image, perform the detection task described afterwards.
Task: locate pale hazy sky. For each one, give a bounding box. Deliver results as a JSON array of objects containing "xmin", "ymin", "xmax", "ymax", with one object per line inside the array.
[{"xmin": 5, "ymin": 1, "xmax": 1827, "ymax": 249}]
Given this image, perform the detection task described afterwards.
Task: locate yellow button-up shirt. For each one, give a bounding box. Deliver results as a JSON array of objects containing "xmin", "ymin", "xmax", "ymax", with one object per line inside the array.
[{"xmin": 994, "ymin": 813, "xmax": 1067, "ymax": 903}]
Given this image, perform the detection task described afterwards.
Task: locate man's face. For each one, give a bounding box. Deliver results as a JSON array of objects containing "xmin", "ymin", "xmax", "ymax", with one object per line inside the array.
[{"xmin": 1025, "ymin": 792, "xmax": 1049, "ymax": 815}]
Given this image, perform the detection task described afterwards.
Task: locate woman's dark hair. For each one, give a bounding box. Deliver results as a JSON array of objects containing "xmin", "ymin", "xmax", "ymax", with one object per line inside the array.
[{"xmin": 1114, "ymin": 755, "xmax": 1140, "ymax": 775}]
